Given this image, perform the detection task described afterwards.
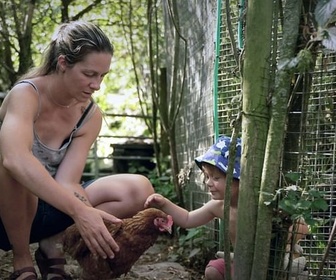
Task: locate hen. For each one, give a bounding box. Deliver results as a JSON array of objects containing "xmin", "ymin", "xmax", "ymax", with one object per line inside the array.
[{"xmin": 62, "ymin": 208, "xmax": 173, "ymax": 280}]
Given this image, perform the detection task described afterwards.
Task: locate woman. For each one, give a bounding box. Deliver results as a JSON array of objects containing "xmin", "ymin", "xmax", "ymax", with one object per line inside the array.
[{"xmin": 0, "ymin": 21, "xmax": 154, "ymax": 280}]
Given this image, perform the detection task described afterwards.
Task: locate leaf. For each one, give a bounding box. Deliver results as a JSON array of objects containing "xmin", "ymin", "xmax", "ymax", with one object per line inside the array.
[
  {"xmin": 296, "ymin": 200, "xmax": 311, "ymax": 210},
  {"xmin": 296, "ymin": 49, "xmax": 314, "ymax": 73},
  {"xmin": 284, "ymin": 172, "xmax": 301, "ymax": 182},
  {"xmin": 285, "ymin": 185, "xmax": 300, "ymax": 192},
  {"xmin": 312, "ymin": 198, "xmax": 329, "ymax": 211},
  {"xmin": 184, "ymin": 228, "xmax": 201, "ymax": 240},
  {"xmin": 188, "ymin": 248, "xmax": 201, "ymax": 258},
  {"xmin": 279, "ymin": 200, "xmax": 295, "ymax": 215}
]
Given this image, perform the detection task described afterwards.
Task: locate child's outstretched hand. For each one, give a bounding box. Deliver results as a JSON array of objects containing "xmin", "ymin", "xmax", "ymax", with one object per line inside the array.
[{"xmin": 144, "ymin": 193, "xmax": 166, "ymax": 209}]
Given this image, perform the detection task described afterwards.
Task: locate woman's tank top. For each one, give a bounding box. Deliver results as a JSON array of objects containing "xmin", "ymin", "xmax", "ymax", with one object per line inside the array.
[{"xmin": 0, "ymin": 80, "xmax": 97, "ymax": 177}]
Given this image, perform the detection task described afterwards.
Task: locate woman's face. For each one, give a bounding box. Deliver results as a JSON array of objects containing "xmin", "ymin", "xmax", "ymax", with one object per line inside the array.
[{"xmin": 61, "ymin": 51, "xmax": 112, "ymax": 102}]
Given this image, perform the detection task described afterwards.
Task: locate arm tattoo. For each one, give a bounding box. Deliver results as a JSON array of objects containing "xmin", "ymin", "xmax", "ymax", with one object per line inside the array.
[{"xmin": 74, "ymin": 192, "xmax": 88, "ymax": 204}]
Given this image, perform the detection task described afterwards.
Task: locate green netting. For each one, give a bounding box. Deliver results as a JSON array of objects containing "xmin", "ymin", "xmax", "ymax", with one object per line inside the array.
[
  {"xmin": 215, "ymin": 1, "xmax": 241, "ymax": 137},
  {"xmin": 214, "ymin": 1, "xmax": 336, "ymax": 279}
]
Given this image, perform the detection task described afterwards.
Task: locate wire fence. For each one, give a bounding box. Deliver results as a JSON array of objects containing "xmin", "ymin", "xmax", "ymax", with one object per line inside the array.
[{"xmin": 182, "ymin": 1, "xmax": 336, "ymax": 279}]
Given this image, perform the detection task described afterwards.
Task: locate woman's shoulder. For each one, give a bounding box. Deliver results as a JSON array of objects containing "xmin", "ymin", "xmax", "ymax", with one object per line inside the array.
[
  {"xmin": 0, "ymin": 80, "xmax": 40, "ymax": 118},
  {"xmin": 79, "ymin": 100, "xmax": 102, "ymax": 124},
  {"xmin": 10, "ymin": 79, "xmax": 40, "ymax": 97},
  {"xmin": 72, "ymin": 101, "xmax": 102, "ymax": 138},
  {"xmin": 5, "ymin": 80, "xmax": 39, "ymax": 104}
]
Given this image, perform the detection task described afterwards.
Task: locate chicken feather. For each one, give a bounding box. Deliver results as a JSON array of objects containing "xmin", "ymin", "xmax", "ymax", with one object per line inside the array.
[{"xmin": 62, "ymin": 208, "xmax": 173, "ymax": 280}]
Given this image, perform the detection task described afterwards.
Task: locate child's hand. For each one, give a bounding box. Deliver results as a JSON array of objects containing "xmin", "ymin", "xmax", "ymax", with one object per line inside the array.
[{"xmin": 144, "ymin": 193, "xmax": 166, "ymax": 209}]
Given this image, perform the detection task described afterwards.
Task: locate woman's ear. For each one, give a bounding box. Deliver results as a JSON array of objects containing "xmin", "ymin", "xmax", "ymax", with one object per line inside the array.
[{"xmin": 57, "ymin": 55, "xmax": 67, "ymax": 72}]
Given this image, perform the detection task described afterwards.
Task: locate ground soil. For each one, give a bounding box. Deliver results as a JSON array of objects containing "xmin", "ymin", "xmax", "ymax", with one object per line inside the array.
[{"xmin": 0, "ymin": 236, "xmax": 205, "ymax": 280}]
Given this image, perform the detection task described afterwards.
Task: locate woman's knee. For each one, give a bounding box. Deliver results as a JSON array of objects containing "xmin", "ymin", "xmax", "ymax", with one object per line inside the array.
[
  {"xmin": 126, "ymin": 175, "xmax": 154, "ymax": 208},
  {"xmin": 135, "ymin": 174, "xmax": 154, "ymax": 196},
  {"xmin": 86, "ymin": 174, "xmax": 154, "ymax": 214}
]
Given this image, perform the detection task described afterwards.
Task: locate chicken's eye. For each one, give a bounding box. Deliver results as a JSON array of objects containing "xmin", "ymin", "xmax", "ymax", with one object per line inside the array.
[{"xmin": 154, "ymin": 217, "xmax": 164, "ymax": 226}]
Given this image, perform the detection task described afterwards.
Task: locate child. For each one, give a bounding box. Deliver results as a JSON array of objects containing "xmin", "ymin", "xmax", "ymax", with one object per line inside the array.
[
  {"xmin": 145, "ymin": 135, "xmax": 241, "ymax": 279},
  {"xmin": 145, "ymin": 135, "xmax": 309, "ymax": 279}
]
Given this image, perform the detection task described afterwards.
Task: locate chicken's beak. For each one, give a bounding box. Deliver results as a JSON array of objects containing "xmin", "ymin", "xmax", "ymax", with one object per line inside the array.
[
  {"xmin": 164, "ymin": 215, "xmax": 173, "ymax": 234},
  {"xmin": 164, "ymin": 226, "xmax": 172, "ymax": 234}
]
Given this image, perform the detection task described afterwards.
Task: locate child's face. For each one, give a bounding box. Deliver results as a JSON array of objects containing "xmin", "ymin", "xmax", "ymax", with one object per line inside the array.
[{"xmin": 202, "ymin": 163, "xmax": 226, "ymax": 200}]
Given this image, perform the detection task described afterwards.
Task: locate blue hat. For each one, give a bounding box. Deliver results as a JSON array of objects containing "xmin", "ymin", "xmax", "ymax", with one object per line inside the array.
[{"xmin": 195, "ymin": 135, "xmax": 242, "ymax": 179}]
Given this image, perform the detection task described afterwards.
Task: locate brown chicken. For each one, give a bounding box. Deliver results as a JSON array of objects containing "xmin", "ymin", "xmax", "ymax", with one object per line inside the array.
[{"xmin": 62, "ymin": 208, "xmax": 173, "ymax": 280}]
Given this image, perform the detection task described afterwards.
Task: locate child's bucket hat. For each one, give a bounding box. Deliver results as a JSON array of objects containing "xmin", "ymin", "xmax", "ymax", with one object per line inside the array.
[{"xmin": 195, "ymin": 135, "xmax": 242, "ymax": 179}]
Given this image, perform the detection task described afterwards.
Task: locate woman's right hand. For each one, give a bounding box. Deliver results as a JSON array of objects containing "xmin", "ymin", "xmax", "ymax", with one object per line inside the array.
[{"xmin": 72, "ymin": 206, "xmax": 122, "ymax": 259}]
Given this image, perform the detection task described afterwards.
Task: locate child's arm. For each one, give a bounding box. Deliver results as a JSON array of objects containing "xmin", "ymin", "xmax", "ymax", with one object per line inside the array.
[{"xmin": 145, "ymin": 193, "xmax": 217, "ymax": 228}]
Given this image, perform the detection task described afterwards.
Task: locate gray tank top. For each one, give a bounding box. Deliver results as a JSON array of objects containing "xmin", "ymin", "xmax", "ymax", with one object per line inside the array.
[{"xmin": 1, "ymin": 80, "xmax": 97, "ymax": 177}]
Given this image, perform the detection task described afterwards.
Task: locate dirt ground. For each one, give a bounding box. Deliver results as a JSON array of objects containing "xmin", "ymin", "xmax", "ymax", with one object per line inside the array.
[{"xmin": 0, "ymin": 237, "xmax": 205, "ymax": 280}]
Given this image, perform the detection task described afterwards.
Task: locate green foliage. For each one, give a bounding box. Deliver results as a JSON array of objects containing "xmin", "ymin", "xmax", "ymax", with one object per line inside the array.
[
  {"xmin": 264, "ymin": 171, "xmax": 329, "ymax": 227},
  {"xmin": 128, "ymin": 164, "xmax": 152, "ymax": 175},
  {"xmin": 276, "ymin": 185, "xmax": 328, "ymax": 225},
  {"xmin": 167, "ymin": 226, "xmax": 217, "ymax": 271},
  {"xmin": 147, "ymin": 169, "xmax": 178, "ymax": 204},
  {"xmin": 278, "ymin": 49, "xmax": 314, "ymax": 74},
  {"xmin": 296, "ymin": 49, "xmax": 314, "ymax": 73}
]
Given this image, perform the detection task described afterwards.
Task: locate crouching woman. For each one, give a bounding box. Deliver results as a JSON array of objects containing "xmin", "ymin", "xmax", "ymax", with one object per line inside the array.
[{"xmin": 0, "ymin": 20, "xmax": 153, "ymax": 280}]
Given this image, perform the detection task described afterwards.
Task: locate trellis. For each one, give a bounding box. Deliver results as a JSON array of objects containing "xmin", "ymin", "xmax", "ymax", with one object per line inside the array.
[{"xmin": 205, "ymin": 1, "xmax": 336, "ymax": 279}]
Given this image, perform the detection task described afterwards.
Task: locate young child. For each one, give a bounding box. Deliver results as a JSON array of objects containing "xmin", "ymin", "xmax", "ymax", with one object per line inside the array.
[
  {"xmin": 145, "ymin": 135, "xmax": 241, "ymax": 279},
  {"xmin": 145, "ymin": 135, "xmax": 309, "ymax": 279}
]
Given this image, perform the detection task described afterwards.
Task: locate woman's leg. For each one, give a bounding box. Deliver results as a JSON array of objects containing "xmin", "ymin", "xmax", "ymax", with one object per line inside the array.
[
  {"xmin": 0, "ymin": 170, "xmax": 37, "ymax": 279},
  {"xmin": 84, "ymin": 174, "xmax": 154, "ymax": 218},
  {"xmin": 36, "ymin": 173, "xmax": 154, "ymax": 279}
]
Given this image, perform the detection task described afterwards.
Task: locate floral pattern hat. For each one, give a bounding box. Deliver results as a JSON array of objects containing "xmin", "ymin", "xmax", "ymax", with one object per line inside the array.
[{"xmin": 195, "ymin": 135, "xmax": 242, "ymax": 179}]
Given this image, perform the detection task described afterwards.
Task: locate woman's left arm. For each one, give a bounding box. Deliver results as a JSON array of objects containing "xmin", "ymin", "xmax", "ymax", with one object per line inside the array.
[{"xmin": 54, "ymin": 107, "xmax": 102, "ymax": 203}]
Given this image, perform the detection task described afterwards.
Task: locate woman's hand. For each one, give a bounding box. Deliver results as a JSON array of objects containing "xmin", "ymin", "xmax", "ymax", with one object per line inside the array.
[{"xmin": 72, "ymin": 206, "xmax": 122, "ymax": 259}]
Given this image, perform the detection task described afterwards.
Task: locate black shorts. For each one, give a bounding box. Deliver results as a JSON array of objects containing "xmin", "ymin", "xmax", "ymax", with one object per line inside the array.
[{"xmin": 0, "ymin": 180, "xmax": 94, "ymax": 251}]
